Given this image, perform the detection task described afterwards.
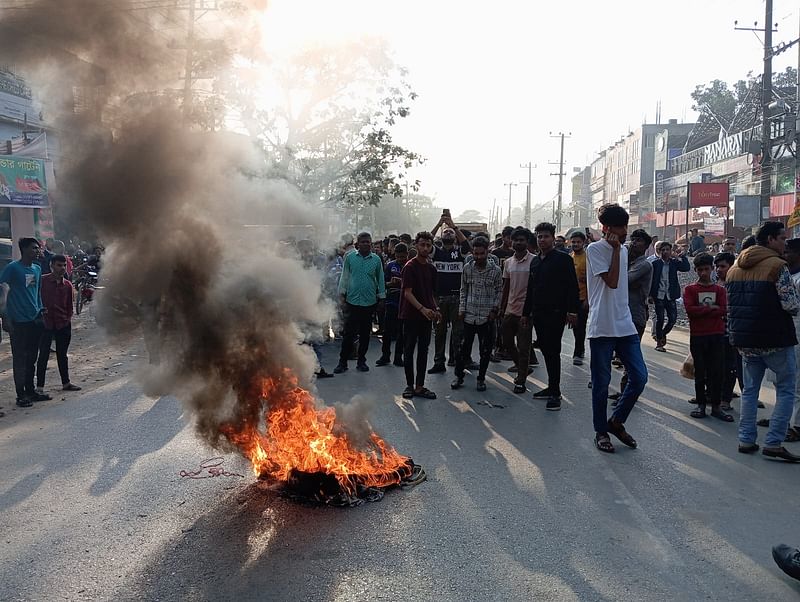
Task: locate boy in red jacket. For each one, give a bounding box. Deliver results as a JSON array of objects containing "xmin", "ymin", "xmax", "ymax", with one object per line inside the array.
[{"xmin": 684, "ymin": 253, "xmax": 732, "ymax": 421}]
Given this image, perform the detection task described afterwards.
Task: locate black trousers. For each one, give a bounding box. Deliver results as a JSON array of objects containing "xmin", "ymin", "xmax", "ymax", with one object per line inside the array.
[
  {"xmin": 572, "ymin": 301, "xmax": 588, "ymax": 358},
  {"xmin": 690, "ymin": 334, "xmax": 725, "ymax": 406},
  {"xmin": 380, "ymin": 304, "xmax": 404, "ymax": 361},
  {"xmin": 9, "ymin": 319, "xmax": 43, "ymax": 398},
  {"xmin": 456, "ymin": 321, "xmax": 494, "ymax": 380},
  {"xmin": 722, "ymin": 339, "xmax": 744, "ymax": 402},
  {"xmin": 533, "ymin": 310, "xmax": 566, "ymax": 395},
  {"xmin": 339, "ymin": 303, "xmax": 376, "ymax": 365},
  {"xmin": 403, "ymin": 319, "xmax": 432, "ymax": 387},
  {"xmin": 37, "ymin": 325, "xmax": 72, "ymax": 388}
]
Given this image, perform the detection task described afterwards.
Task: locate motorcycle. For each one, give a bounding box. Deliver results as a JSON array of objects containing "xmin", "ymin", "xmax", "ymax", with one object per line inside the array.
[{"xmin": 72, "ymin": 265, "xmax": 102, "ymax": 315}]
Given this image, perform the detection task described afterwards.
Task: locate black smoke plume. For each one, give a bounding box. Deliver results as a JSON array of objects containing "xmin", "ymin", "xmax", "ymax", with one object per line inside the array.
[{"xmin": 0, "ymin": 0, "xmax": 334, "ymax": 449}]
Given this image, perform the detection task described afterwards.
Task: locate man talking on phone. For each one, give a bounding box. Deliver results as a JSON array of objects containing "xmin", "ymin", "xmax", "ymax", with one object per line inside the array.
[{"xmin": 586, "ymin": 204, "xmax": 648, "ymax": 453}]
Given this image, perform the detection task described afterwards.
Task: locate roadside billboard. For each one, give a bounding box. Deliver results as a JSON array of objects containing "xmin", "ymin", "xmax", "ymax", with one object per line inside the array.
[{"xmin": 0, "ymin": 156, "xmax": 48, "ymax": 208}]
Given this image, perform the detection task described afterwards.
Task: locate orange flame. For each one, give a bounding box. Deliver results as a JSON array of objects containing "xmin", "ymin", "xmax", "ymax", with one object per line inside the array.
[{"xmin": 221, "ymin": 372, "xmax": 410, "ymax": 494}]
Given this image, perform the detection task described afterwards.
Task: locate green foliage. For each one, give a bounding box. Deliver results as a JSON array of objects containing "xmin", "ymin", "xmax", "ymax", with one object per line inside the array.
[
  {"xmin": 690, "ymin": 67, "xmax": 798, "ymax": 133},
  {"xmin": 223, "ymin": 39, "xmax": 424, "ymax": 208}
]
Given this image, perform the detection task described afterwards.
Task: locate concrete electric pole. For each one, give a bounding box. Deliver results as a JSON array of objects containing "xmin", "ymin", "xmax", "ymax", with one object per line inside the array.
[
  {"xmin": 520, "ymin": 162, "xmax": 535, "ymax": 228},
  {"xmin": 549, "ymin": 132, "xmax": 571, "ymax": 232},
  {"xmin": 504, "ymin": 182, "xmax": 517, "ymax": 226}
]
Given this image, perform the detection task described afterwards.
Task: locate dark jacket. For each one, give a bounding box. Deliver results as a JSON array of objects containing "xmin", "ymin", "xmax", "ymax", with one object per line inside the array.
[
  {"xmin": 522, "ymin": 249, "xmax": 580, "ymax": 317},
  {"xmin": 726, "ymin": 245, "xmax": 797, "ymax": 348},
  {"xmin": 648, "ymin": 255, "xmax": 690, "ymax": 301}
]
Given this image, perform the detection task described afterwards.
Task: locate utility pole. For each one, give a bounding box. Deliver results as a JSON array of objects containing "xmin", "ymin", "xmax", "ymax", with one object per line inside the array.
[
  {"xmin": 182, "ymin": 0, "xmax": 196, "ymax": 122},
  {"xmin": 735, "ymin": 7, "xmax": 778, "ymax": 217},
  {"xmin": 549, "ymin": 132, "xmax": 571, "ymax": 232},
  {"xmin": 504, "ymin": 182, "xmax": 517, "ymax": 226},
  {"xmin": 520, "ymin": 162, "xmax": 535, "ymax": 228},
  {"xmin": 761, "ymin": 0, "xmax": 774, "ymax": 215}
]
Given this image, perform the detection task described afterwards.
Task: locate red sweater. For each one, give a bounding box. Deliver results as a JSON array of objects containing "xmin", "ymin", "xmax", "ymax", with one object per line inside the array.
[{"xmin": 683, "ymin": 282, "xmax": 727, "ymax": 336}]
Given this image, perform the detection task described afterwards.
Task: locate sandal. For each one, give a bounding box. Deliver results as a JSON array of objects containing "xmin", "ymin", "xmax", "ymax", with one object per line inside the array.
[
  {"xmin": 595, "ymin": 433, "xmax": 615, "ymax": 453},
  {"xmin": 710, "ymin": 409, "xmax": 734, "ymax": 422},
  {"xmin": 690, "ymin": 409, "xmax": 707, "ymax": 419},
  {"xmin": 607, "ymin": 419, "xmax": 637, "ymax": 448},
  {"xmin": 414, "ymin": 388, "xmax": 437, "ymax": 399},
  {"xmin": 402, "ymin": 386, "xmax": 414, "ymax": 399}
]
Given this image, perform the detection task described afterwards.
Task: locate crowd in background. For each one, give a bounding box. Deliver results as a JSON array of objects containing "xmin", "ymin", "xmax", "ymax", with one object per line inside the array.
[{"xmin": 291, "ymin": 207, "xmax": 800, "ymax": 464}]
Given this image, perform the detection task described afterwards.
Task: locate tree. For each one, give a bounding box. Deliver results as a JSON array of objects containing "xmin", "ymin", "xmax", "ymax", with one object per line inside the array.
[
  {"xmin": 690, "ymin": 67, "xmax": 798, "ymax": 135},
  {"xmin": 223, "ymin": 39, "xmax": 424, "ymax": 210},
  {"xmin": 454, "ymin": 209, "xmax": 487, "ymax": 223}
]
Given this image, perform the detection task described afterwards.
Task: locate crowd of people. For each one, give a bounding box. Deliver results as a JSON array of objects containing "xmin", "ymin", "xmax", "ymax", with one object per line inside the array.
[{"xmin": 311, "ymin": 206, "xmax": 800, "ymax": 461}]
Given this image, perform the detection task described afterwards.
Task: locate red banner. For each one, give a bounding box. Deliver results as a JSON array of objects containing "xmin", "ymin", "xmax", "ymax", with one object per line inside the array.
[
  {"xmin": 655, "ymin": 213, "xmax": 665, "ymax": 228},
  {"xmin": 687, "ymin": 182, "xmax": 730, "ymax": 208}
]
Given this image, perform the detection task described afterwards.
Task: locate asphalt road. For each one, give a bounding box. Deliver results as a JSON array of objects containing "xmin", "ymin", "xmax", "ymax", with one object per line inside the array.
[{"xmin": 2, "ymin": 320, "xmax": 800, "ymax": 601}]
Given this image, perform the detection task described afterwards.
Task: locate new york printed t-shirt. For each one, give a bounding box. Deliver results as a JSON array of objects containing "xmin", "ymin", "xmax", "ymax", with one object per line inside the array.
[
  {"xmin": 502, "ymin": 251, "xmax": 534, "ymax": 317},
  {"xmin": 586, "ymin": 240, "xmax": 637, "ymax": 339}
]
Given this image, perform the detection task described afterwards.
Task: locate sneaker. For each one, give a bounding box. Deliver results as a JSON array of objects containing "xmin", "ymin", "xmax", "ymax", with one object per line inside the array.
[
  {"xmin": 476, "ymin": 380, "xmax": 487, "ymax": 392},
  {"xmin": 572, "ymin": 357, "xmax": 583, "ymax": 366},
  {"xmin": 655, "ymin": 345, "xmax": 666, "ymax": 353},
  {"xmin": 63, "ymin": 383, "xmax": 82, "ymax": 391},
  {"xmin": 16, "ymin": 397, "xmax": 33, "ymax": 408},
  {"xmin": 31, "ymin": 392, "xmax": 52, "ymax": 402},
  {"xmin": 546, "ymin": 397, "xmax": 562, "ymax": 411},
  {"xmin": 532, "ymin": 387, "xmax": 554, "ymax": 399},
  {"xmin": 356, "ymin": 362, "xmax": 370, "ymax": 372},
  {"xmin": 450, "ymin": 377, "xmax": 464, "ymax": 390},
  {"xmin": 427, "ymin": 364, "xmax": 446, "ymax": 374},
  {"xmin": 333, "ymin": 363, "xmax": 348, "ymax": 374},
  {"xmin": 375, "ymin": 356, "xmax": 391, "ymax": 366}
]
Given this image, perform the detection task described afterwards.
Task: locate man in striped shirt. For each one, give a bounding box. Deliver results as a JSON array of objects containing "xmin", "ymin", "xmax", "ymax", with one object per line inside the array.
[
  {"xmin": 334, "ymin": 232, "xmax": 386, "ymax": 373},
  {"xmin": 451, "ymin": 237, "xmax": 502, "ymax": 392}
]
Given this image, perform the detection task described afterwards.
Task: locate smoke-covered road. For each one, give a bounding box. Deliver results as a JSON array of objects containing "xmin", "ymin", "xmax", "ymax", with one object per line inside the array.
[{"xmin": 2, "ymin": 324, "xmax": 799, "ymax": 601}]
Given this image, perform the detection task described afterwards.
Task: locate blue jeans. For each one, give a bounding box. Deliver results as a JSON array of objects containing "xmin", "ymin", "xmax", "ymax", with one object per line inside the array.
[
  {"xmin": 653, "ymin": 298, "xmax": 677, "ymax": 340},
  {"xmin": 590, "ymin": 335, "xmax": 648, "ymax": 433},
  {"xmin": 739, "ymin": 347, "xmax": 796, "ymax": 447}
]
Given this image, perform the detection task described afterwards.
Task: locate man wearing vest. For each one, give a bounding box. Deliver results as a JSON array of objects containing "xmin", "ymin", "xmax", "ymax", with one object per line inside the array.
[{"xmin": 727, "ymin": 221, "xmax": 800, "ymax": 461}]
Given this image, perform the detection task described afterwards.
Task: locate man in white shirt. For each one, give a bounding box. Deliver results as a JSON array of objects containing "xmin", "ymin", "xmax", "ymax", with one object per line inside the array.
[{"xmin": 586, "ymin": 204, "xmax": 648, "ymax": 453}]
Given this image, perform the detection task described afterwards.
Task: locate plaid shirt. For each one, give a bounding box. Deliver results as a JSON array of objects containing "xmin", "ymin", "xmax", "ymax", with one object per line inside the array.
[{"xmin": 459, "ymin": 261, "xmax": 503, "ymax": 325}]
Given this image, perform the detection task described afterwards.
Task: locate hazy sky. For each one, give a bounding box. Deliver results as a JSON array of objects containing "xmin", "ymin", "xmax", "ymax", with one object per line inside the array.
[{"xmin": 262, "ymin": 0, "xmax": 799, "ymax": 220}]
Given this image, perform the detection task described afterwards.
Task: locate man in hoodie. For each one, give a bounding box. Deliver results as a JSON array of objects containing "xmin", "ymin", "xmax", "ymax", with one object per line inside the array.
[{"xmin": 726, "ymin": 221, "xmax": 800, "ymax": 461}]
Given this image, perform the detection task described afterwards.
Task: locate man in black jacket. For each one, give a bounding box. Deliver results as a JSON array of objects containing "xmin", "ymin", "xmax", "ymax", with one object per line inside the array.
[
  {"xmin": 648, "ymin": 241, "xmax": 690, "ymax": 351},
  {"xmin": 522, "ymin": 222, "xmax": 579, "ymax": 411}
]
